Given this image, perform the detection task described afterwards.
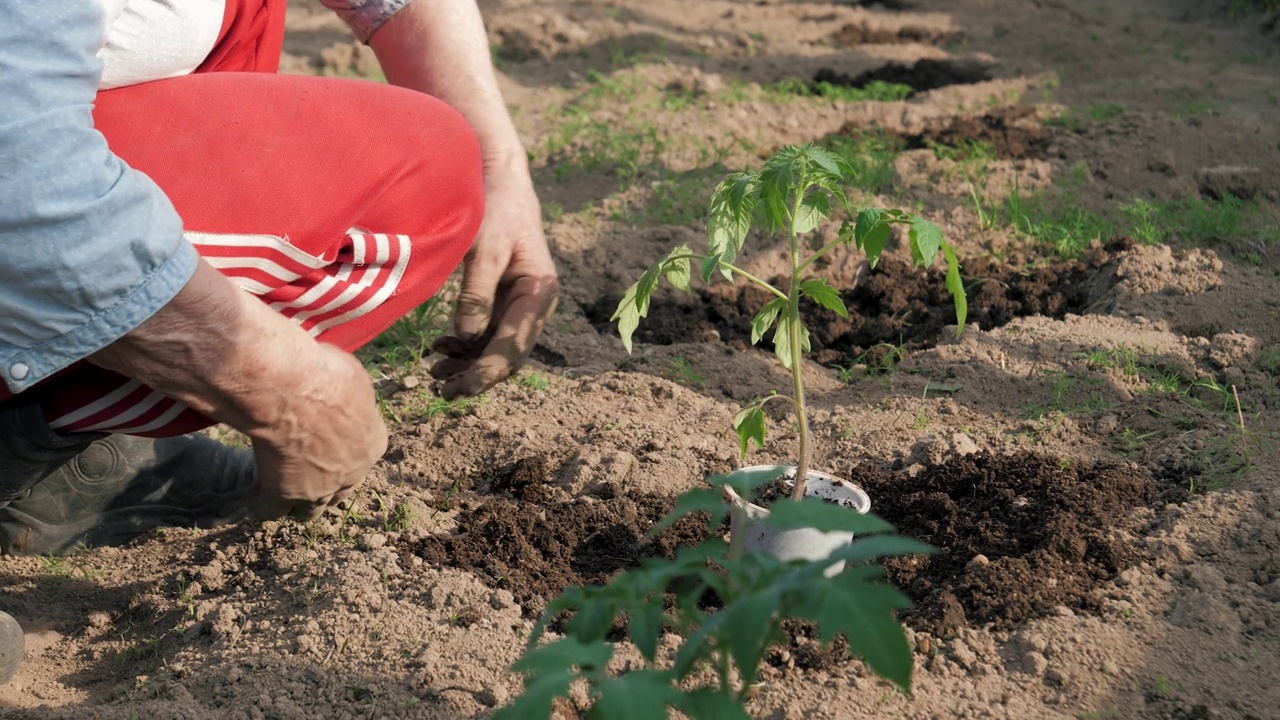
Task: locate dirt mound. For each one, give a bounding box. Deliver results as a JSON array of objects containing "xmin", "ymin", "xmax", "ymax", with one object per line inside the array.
[{"xmin": 855, "ymin": 451, "xmax": 1184, "ymax": 637}]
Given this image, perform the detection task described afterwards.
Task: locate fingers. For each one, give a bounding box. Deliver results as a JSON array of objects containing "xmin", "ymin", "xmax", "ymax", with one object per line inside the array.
[
  {"xmin": 434, "ymin": 274, "xmax": 559, "ymax": 400},
  {"xmin": 454, "ymin": 246, "xmax": 504, "ymax": 340}
]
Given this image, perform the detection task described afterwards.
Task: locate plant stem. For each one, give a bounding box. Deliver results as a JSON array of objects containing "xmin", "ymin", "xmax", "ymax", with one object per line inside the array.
[
  {"xmin": 796, "ymin": 236, "xmax": 848, "ymax": 275},
  {"xmin": 789, "ymin": 190, "xmax": 810, "ymax": 502},
  {"xmin": 666, "ymin": 253, "xmax": 788, "ymax": 301}
]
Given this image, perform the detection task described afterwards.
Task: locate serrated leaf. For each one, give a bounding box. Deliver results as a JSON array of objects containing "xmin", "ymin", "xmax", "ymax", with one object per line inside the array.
[
  {"xmin": 757, "ymin": 152, "xmax": 798, "ymax": 234},
  {"xmin": 492, "ymin": 667, "xmax": 574, "ymax": 720},
  {"xmin": 750, "ymin": 297, "xmax": 787, "ymax": 344},
  {"xmin": 671, "ymin": 610, "xmax": 725, "ymax": 677},
  {"xmin": 761, "ymin": 499, "xmax": 895, "ymax": 535},
  {"xmin": 568, "ymin": 596, "xmax": 618, "ymax": 642},
  {"xmin": 627, "ymin": 600, "xmax": 665, "ymax": 663},
  {"xmin": 512, "ymin": 636, "xmax": 614, "ymax": 675},
  {"xmin": 635, "ymin": 264, "xmax": 662, "ymax": 306},
  {"xmin": 648, "ymin": 487, "xmax": 726, "ymax": 537},
  {"xmin": 700, "ymin": 252, "xmax": 723, "ymax": 284},
  {"xmin": 799, "ymin": 278, "xmax": 848, "ymax": 319},
  {"xmin": 710, "ymin": 466, "xmax": 786, "ymax": 499},
  {"xmin": 854, "ymin": 208, "xmax": 891, "ymax": 268},
  {"xmin": 793, "ymin": 191, "xmax": 829, "ymax": 235},
  {"xmin": 773, "ymin": 314, "xmax": 796, "ymax": 370},
  {"xmin": 793, "ymin": 581, "xmax": 914, "ymax": 691},
  {"xmin": 803, "ymin": 143, "xmax": 846, "ymax": 178},
  {"xmin": 591, "ymin": 670, "xmax": 682, "ymax": 720},
  {"xmin": 676, "ymin": 689, "xmax": 753, "ymax": 720},
  {"xmin": 943, "ymin": 243, "xmax": 968, "ymax": 334},
  {"xmin": 837, "ymin": 219, "xmax": 856, "ymax": 247},
  {"xmin": 908, "ymin": 215, "xmax": 943, "ymax": 267},
  {"xmin": 611, "ymin": 283, "xmax": 643, "ymax": 353},
  {"xmin": 733, "ymin": 405, "xmax": 767, "ymax": 458},
  {"xmin": 723, "ymin": 589, "xmax": 782, "ymax": 684},
  {"xmin": 827, "ymin": 535, "xmax": 936, "ymax": 564},
  {"xmin": 662, "ymin": 243, "xmax": 693, "ymax": 291},
  {"xmin": 708, "ymin": 172, "xmax": 757, "ymax": 266}
]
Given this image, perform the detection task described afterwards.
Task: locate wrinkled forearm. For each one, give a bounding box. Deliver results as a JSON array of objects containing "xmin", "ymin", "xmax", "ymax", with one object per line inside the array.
[{"xmin": 367, "ymin": 0, "xmax": 529, "ymax": 171}]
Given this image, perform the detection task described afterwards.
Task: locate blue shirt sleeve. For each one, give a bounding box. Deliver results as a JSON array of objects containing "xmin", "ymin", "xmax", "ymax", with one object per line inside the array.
[{"xmin": 0, "ymin": 2, "xmax": 199, "ymax": 394}]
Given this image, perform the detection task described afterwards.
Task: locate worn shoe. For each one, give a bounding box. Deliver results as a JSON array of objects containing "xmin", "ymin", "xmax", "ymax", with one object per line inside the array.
[
  {"xmin": 0, "ymin": 398, "xmax": 101, "ymax": 505},
  {"xmin": 0, "ymin": 402, "xmax": 258, "ymax": 556},
  {"xmin": 0, "ymin": 611, "xmax": 21, "ymax": 685}
]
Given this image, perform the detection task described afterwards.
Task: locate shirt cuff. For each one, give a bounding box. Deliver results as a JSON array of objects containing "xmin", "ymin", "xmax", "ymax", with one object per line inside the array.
[
  {"xmin": 1, "ymin": 240, "xmax": 199, "ymax": 394},
  {"xmin": 319, "ymin": 0, "xmax": 415, "ymax": 43}
]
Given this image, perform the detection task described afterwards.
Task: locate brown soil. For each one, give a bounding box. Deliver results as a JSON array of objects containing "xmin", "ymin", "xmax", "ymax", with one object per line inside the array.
[
  {"xmin": 858, "ymin": 452, "xmax": 1186, "ymax": 637},
  {"xmin": 403, "ymin": 457, "xmax": 710, "ymax": 618},
  {"xmin": 7, "ymin": 0, "xmax": 1280, "ymax": 718}
]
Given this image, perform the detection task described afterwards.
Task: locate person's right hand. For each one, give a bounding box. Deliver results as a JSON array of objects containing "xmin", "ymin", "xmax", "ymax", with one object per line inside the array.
[
  {"xmin": 91, "ymin": 259, "xmax": 388, "ymax": 521},
  {"xmin": 246, "ymin": 341, "xmax": 388, "ymax": 521}
]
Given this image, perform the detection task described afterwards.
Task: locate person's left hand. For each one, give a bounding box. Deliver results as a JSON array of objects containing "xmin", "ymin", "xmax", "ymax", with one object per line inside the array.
[{"xmin": 430, "ymin": 164, "xmax": 559, "ymax": 399}]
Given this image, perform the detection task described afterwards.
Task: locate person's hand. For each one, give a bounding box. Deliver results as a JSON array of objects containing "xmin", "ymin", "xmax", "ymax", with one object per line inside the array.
[
  {"xmin": 92, "ymin": 260, "xmax": 388, "ymax": 522},
  {"xmin": 430, "ymin": 164, "xmax": 559, "ymax": 399},
  {"xmin": 247, "ymin": 341, "xmax": 388, "ymax": 521}
]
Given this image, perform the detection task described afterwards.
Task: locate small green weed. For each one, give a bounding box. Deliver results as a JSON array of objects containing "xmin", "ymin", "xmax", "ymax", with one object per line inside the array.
[
  {"xmin": 666, "ymin": 357, "xmax": 705, "ymax": 387},
  {"xmin": 358, "ymin": 296, "xmax": 450, "ymax": 372},
  {"xmin": 765, "ymin": 78, "xmax": 913, "ymax": 104},
  {"xmin": 517, "ymin": 371, "xmax": 552, "ymax": 392},
  {"xmin": 822, "ymin": 132, "xmax": 904, "ymax": 195}
]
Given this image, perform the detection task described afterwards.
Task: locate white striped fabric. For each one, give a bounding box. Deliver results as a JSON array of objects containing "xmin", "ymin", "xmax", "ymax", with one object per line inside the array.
[{"xmin": 47, "ymin": 229, "xmax": 411, "ymax": 436}]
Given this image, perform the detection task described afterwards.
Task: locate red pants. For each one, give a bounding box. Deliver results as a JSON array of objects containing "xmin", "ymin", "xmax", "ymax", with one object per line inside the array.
[{"xmin": 6, "ymin": 0, "xmax": 484, "ymax": 437}]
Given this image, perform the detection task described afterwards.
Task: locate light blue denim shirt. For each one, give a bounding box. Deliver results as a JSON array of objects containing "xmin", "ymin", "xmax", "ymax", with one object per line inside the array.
[
  {"xmin": 0, "ymin": 1, "xmax": 199, "ymax": 395},
  {"xmin": 0, "ymin": 0, "xmax": 413, "ymax": 396}
]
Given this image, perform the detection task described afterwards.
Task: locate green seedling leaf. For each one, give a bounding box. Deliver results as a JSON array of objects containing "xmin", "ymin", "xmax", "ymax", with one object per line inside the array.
[
  {"xmin": 943, "ymin": 243, "xmax": 968, "ymax": 333},
  {"xmin": 648, "ymin": 487, "xmax": 726, "ymax": 537},
  {"xmin": 792, "ymin": 579, "xmax": 913, "ymax": 691},
  {"xmin": 569, "ymin": 595, "xmax": 619, "ymax": 641},
  {"xmin": 709, "ymin": 466, "xmax": 786, "ymax": 501},
  {"xmin": 854, "ymin": 208, "xmax": 891, "ymax": 268},
  {"xmin": 700, "ymin": 252, "xmax": 723, "ymax": 284},
  {"xmin": 772, "ymin": 315, "xmax": 808, "ymax": 370},
  {"xmin": 757, "ymin": 150, "xmax": 798, "ymax": 234},
  {"xmin": 611, "ymin": 282, "xmax": 644, "ymax": 353},
  {"xmin": 591, "ymin": 670, "xmax": 683, "ymax": 720},
  {"xmin": 635, "ymin": 264, "xmax": 662, "ymax": 306},
  {"xmin": 837, "ymin": 219, "xmax": 856, "ymax": 247},
  {"xmin": 908, "ymin": 215, "xmax": 943, "ymax": 267},
  {"xmin": 662, "ymin": 243, "xmax": 693, "ymax": 292},
  {"xmin": 708, "ymin": 172, "xmax": 757, "ymax": 278},
  {"xmin": 799, "ymin": 278, "xmax": 848, "ymax": 318},
  {"xmin": 802, "ymin": 143, "xmax": 847, "ymax": 178},
  {"xmin": 793, "ymin": 190, "xmax": 830, "ymax": 235},
  {"xmin": 512, "ymin": 636, "xmax": 614, "ymax": 675},
  {"xmin": 627, "ymin": 599, "xmax": 665, "ymax": 663},
  {"xmin": 677, "ymin": 689, "xmax": 752, "ymax": 720},
  {"xmin": 671, "ymin": 609, "xmax": 726, "ymax": 677},
  {"xmin": 750, "ymin": 297, "xmax": 786, "ymax": 344},
  {"xmin": 733, "ymin": 405, "xmax": 767, "ymax": 458},
  {"xmin": 828, "ymin": 535, "xmax": 936, "ymax": 564},
  {"xmin": 723, "ymin": 589, "xmax": 782, "ymax": 684},
  {"xmin": 761, "ymin": 499, "xmax": 895, "ymax": 535},
  {"xmin": 492, "ymin": 668, "xmax": 574, "ymax": 720}
]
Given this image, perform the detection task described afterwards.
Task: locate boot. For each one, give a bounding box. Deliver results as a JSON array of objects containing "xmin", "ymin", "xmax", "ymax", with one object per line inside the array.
[
  {"xmin": 0, "ymin": 611, "xmax": 20, "ymax": 685},
  {"xmin": 0, "ymin": 400, "xmax": 258, "ymax": 556}
]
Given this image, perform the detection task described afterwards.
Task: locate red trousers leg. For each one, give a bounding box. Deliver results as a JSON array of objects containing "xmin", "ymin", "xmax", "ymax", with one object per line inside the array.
[{"xmin": 30, "ymin": 67, "xmax": 483, "ymax": 436}]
